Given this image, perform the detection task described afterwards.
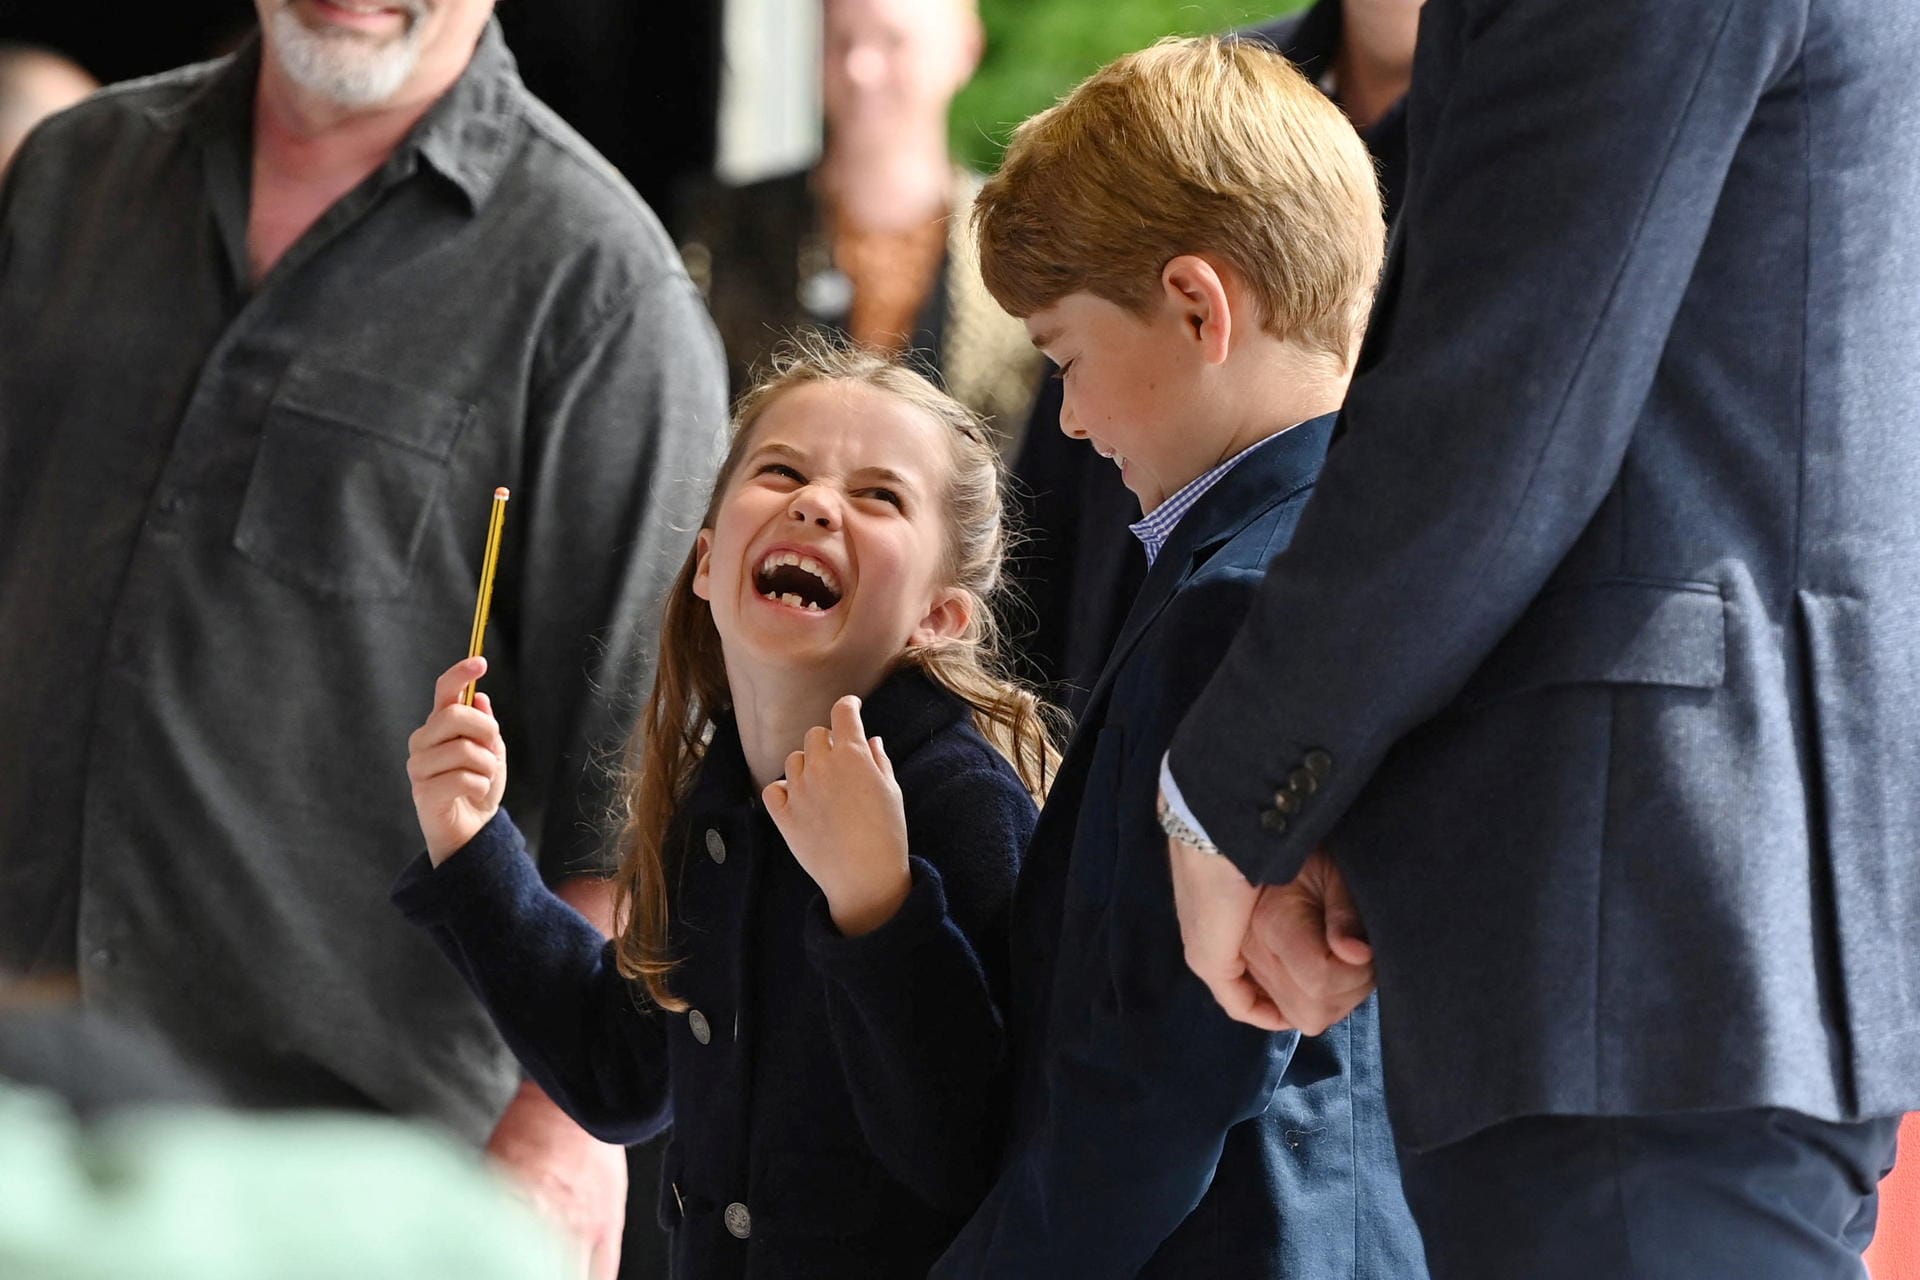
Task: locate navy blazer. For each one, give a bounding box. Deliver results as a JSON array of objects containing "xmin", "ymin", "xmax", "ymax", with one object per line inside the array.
[
  {"xmin": 939, "ymin": 418, "xmax": 1425, "ymax": 1278},
  {"xmin": 1171, "ymin": 0, "xmax": 1920, "ymax": 1152},
  {"xmin": 393, "ymin": 668, "xmax": 1036, "ymax": 1279}
]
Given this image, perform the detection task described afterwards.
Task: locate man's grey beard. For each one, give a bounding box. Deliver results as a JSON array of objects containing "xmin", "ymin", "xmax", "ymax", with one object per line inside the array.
[{"xmin": 267, "ymin": 2, "xmax": 429, "ymax": 109}]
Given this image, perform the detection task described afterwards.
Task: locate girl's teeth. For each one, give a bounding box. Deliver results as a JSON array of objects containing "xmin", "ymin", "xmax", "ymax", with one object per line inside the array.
[{"xmin": 781, "ymin": 592, "xmax": 803, "ymax": 607}]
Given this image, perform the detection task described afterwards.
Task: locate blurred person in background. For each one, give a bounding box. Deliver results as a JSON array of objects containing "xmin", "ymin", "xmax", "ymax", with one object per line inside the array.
[
  {"xmin": 0, "ymin": 3, "xmax": 728, "ymax": 1279},
  {"xmin": 677, "ymin": 0, "xmax": 1042, "ymax": 451},
  {"xmin": 0, "ymin": 44, "xmax": 96, "ymax": 176},
  {"xmin": 1007, "ymin": 0, "xmax": 1422, "ymax": 714}
]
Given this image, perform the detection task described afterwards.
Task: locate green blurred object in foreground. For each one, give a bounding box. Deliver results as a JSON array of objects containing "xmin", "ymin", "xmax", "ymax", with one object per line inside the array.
[
  {"xmin": 952, "ymin": 0, "xmax": 1309, "ymax": 170},
  {"xmin": 0, "ymin": 1083, "xmax": 569, "ymax": 1280}
]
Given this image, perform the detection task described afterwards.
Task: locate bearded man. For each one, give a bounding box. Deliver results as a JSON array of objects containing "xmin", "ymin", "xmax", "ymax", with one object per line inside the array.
[{"xmin": 0, "ymin": 4, "xmax": 727, "ymax": 1277}]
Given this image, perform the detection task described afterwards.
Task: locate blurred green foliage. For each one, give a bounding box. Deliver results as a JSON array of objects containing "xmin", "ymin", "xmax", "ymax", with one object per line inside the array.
[{"xmin": 951, "ymin": 0, "xmax": 1310, "ymax": 171}]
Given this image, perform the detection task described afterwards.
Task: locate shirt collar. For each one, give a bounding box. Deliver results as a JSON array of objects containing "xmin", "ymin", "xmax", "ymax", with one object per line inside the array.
[
  {"xmin": 156, "ymin": 17, "xmax": 522, "ymax": 213},
  {"xmin": 1129, "ymin": 424, "xmax": 1306, "ymax": 566}
]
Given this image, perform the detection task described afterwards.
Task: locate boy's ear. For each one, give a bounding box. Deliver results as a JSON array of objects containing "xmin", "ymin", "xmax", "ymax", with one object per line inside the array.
[
  {"xmin": 909, "ymin": 587, "xmax": 974, "ymax": 649},
  {"xmin": 1161, "ymin": 254, "xmax": 1233, "ymax": 367},
  {"xmin": 690, "ymin": 528, "xmax": 715, "ymax": 602}
]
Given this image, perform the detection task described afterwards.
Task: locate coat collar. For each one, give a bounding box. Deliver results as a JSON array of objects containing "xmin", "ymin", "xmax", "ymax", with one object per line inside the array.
[
  {"xmin": 1081, "ymin": 412, "xmax": 1337, "ymax": 724},
  {"xmin": 681, "ymin": 665, "xmax": 973, "ymax": 820}
]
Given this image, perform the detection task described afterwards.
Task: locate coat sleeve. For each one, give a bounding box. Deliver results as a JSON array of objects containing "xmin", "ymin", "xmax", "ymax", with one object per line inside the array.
[
  {"xmin": 391, "ymin": 809, "xmax": 671, "ymax": 1144},
  {"xmin": 497, "ymin": 269, "xmax": 728, "ymax": 883},
  {"xmin": 1168, "ymin": 0, "xmax": 1809, "ymax": 884},
  {"xmin": 802, "ymin": 765, "xmax": 1033, "ymax": 1216},
  {"xmin": 936, "ymin": 572, "xmax": 1296, "ymax": 1278}
]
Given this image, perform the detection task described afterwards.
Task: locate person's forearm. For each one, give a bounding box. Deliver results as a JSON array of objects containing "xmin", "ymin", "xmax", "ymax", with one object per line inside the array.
[{"xmin": 1335, "ymin": 0, "xmax": 1422, "ymax": 128}]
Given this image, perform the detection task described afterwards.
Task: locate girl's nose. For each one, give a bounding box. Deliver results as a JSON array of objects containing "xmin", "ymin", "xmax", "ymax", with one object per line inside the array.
[
  {"xmin": 787, "ymin": 487, "xmax": 841, "ymax": 530},
  {"xmin": 1058, "ymin": 401, "xmax": 1088, "ymax": 440}
]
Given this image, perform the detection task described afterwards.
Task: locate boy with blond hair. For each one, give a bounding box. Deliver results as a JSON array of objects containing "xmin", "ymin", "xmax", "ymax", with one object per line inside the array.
[{"xmin": 933, "ymin": 37, "xmax": 1424, "ymax": 1278}]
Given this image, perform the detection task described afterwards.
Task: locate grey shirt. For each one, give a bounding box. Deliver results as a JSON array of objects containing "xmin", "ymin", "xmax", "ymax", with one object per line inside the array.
[{"xmin": 0, "ymin": 23, "xmax": 727, "ymax": 1140}]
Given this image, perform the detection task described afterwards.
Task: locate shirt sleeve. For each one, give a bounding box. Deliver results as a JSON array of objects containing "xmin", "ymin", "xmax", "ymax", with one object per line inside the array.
[
  {"xmin": 802, "ymin": 766, "xmax": 1032, "ymax": 1216},
  {"xmin": 1169, "ymin": 0, "xmax": 1808, "ymax": 885},
  {"xmin": 497, "ymin": 271, "xmax": 729, "ymax": 883},
  {"xmin": 391, "ymin": 809, "xmax": 671, "ymax": 1144}
]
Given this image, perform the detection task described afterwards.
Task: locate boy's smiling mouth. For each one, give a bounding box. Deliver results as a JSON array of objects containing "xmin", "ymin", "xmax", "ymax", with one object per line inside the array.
[{"xmin": 753, "ymin": 549, "xmax": 845, "ymax": 613}]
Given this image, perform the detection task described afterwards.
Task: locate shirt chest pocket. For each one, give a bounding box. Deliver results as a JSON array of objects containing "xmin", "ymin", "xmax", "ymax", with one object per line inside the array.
[{"xmin": 232, "ymin": 360, "xmax": 476, "ymax": 600}]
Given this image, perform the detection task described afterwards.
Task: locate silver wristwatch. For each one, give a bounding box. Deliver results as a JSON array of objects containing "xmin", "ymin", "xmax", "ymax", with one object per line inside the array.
[{"xmin": 1156, "ymin": 790, "xmax": 1222, "ymax": 855}]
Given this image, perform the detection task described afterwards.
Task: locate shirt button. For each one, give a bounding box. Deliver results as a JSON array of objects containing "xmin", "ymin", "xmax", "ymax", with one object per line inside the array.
[
  {"xmin": 688, "ymin": 1009, "xmax": 712, "ymax": 1045},
  {"xmin": 704, "ymin": 828, "xmax": 726, "ymax": 864},
  {"xmin": 724, "ymin": 1202, "xmax": 752, "ymax": 1239}
]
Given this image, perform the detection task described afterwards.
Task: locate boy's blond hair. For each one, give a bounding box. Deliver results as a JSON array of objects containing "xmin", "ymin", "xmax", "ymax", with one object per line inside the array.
[{"xmin": 974, "ymin": 36, "xmax": 1385, "ymax": 367}]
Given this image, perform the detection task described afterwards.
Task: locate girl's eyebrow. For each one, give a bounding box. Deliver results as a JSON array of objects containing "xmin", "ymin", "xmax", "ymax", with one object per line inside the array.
[
  {"xmin": 748, "ymin": 441, "xmax": 806, "ymax": 463},
  {"xmin": 852, "ymin": 466, "xmax": 916, "ymax": 491}
]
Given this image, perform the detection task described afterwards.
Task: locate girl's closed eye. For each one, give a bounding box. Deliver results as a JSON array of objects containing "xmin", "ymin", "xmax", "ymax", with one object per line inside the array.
[
  {"xmin": 863, "ymin": 487, "xmax": 904, "ymax": 510},
  {"xmin": 758, "ymin": 462, "xmax": 805, "ymax": 484}
]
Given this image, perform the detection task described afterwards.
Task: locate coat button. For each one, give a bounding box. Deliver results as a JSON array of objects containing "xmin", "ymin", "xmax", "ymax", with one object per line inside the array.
[
  {"xmin": 1287, "ymin": 767, "xmax": 1319, "ymax": 796},
  {"xmin": 688, "ymin": 1009, "xmax": 712, "ymax": 1045},
  {"xmin": 724, "ymin": 1201, "xmax": 752, "ymax": 1239},
  {"xmin": 1304, "ymin": 749, "xmax": 1333, "ymax": 779},
  {"xmin": 704, "ymin": 828, "xmax": 727, "ymax": 864},
  {"xmin": 1260, "ymin": 809, "xmax": 1288, "ymax": 834}
]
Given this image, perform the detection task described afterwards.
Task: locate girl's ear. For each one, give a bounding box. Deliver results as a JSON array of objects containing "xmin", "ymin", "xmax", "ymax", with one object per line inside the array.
[
  {"xmin": 690, "ymin": 529, "xmax": 715, "ymax": 602},
  {"xmin": 909, "ymin": 586, "xmax": 974, "ymax": 648}
]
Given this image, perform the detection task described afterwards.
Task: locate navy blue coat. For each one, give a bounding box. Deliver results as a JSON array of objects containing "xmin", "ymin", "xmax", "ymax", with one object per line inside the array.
[
  {"xmin": 937, "ymin": 418, "xmax": 1425, "ymax": 1279},
  {"xmin": 393, "ymin": 668, "xmax": 1036, "ymax": 1278},
  {"xmin": 1170, "ymin": 0, "xmax": 1920, "ymax": 1153}
]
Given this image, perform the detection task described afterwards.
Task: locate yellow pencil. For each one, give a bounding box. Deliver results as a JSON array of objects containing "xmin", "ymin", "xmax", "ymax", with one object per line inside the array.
[{"xmin": 463, "ymin": 487, "xmax": 511, "ymax": 707}]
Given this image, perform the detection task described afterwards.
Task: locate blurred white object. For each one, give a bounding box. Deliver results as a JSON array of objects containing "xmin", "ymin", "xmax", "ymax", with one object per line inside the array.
[{"xmin": 717, "ymin": 0, "xmax": 823, "ymax": 185}]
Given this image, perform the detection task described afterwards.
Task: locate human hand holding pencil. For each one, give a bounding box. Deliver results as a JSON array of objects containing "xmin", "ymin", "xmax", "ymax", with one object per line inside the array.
[{"xmin": 409, "ymin": 487, "xmax": 512, "ymax": 864}]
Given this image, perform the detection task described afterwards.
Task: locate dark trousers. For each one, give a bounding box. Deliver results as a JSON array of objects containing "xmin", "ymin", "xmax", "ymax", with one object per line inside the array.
[{"xmin": 1398, "ymin": 1109, "xmax": 1902, "ymax": 1280}]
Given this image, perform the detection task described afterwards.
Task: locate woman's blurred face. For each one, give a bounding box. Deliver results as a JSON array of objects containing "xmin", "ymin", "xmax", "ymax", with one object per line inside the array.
[{"xmin": 822, "ymin": 0, "xmax": 981, "ymax": 146}]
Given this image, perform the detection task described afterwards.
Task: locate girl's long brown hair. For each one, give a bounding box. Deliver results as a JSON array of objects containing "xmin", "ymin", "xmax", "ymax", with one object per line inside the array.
[{"xmin": 611, "ymin": 336, "xmax": 1062, "ymax": 1010}]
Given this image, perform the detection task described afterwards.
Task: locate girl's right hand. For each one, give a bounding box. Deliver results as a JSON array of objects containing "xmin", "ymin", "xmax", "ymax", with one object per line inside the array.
[{"xmin": 408, "ymin": 656, "xmax": 508, "ymax": 866}]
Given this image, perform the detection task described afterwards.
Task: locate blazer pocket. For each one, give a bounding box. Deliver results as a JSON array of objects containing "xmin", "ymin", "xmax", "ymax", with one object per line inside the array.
[
  {"xmin": 233, "ymin": 360, "xmax": 475, "ymax": 600},
  {"xmin": 1457, "ymin": 577, "xmax": 1726, "ymax": 711}
]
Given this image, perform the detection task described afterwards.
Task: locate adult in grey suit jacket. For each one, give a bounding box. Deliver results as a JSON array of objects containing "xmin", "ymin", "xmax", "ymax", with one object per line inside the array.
[{"xmin": 1160, "ymin": 0, "xmax": 1919, "ymax": 1275}]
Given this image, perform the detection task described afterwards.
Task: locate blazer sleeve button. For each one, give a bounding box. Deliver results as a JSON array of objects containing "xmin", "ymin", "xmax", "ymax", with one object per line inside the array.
[
  {"xmin": 1287, "ymin": 767, "xmax": 1319, "ymax": 795},
  {"xmin": 1260, "ymin": 809, "xmax": 1289, "ymax": 834},
  {"xmin": 1304, "ymin": 749, "xmax": 1333, "ymax": 779}
]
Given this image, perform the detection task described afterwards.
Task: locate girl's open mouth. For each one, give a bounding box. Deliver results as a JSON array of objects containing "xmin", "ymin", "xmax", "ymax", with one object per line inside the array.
[{"xmin": 753, "ymin": 550, "xmax": 844, "ymax": 613}]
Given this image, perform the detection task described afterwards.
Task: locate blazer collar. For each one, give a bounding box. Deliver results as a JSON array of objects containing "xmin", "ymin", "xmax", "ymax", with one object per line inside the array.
[{"xmin": 1081, "ymin": 413, "xmax": 1337, "ymax": 724}]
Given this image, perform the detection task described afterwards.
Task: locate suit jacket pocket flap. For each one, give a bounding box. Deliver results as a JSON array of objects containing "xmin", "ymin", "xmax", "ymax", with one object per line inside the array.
[{"xmin": 1458, "ymin": 578, "xmax": 1726, "ymax": 710}]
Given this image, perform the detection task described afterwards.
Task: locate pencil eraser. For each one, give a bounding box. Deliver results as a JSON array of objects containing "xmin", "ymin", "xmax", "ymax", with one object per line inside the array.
[{"xmin": 493, "ymin": 487, "xmax": 510, "ymax": 499}]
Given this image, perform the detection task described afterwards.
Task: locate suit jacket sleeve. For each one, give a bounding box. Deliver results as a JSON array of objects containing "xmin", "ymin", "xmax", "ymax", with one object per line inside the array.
[
  {"xmin": 804, "ymin": 766, "xmax": 1032, "ymax": 1216},
  {"xmin": 1169, "ymin": 0, "xmax": 1808, "ymax": 883},
  {"xmin": 390, "ymin": 810, "xmax": 671, "ymax": 1144},
  {"xmin": 938, "ymin": 573, "xmax": 1296, "ymax": 1278}
]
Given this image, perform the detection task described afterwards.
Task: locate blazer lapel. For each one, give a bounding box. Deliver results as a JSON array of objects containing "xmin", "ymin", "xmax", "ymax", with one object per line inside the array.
[{"xmin": 1075, "ymin": 413, "xmax": 1338, "ymax": 732}]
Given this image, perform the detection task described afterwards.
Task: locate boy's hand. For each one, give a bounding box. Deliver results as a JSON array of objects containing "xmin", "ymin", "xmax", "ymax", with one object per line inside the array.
[
  {"xmin": 408, "ymin": 656, "xmax": 507, "ymax": 865},
  {"xmin": 764, "ymin": 695, "xmax": 911, "ymax": 937}
]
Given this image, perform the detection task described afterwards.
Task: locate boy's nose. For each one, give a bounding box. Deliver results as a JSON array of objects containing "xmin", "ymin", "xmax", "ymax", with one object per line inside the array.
[{"xmin": 1058, "ymin": 402, "xmax": 1087, "ymax": 440}]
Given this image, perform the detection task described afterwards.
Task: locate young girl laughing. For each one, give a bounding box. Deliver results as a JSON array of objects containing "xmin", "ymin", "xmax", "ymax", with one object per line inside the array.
[{"xmin": 393, "ymin": 340, "xmax": 1056, "ymax": 1278}]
